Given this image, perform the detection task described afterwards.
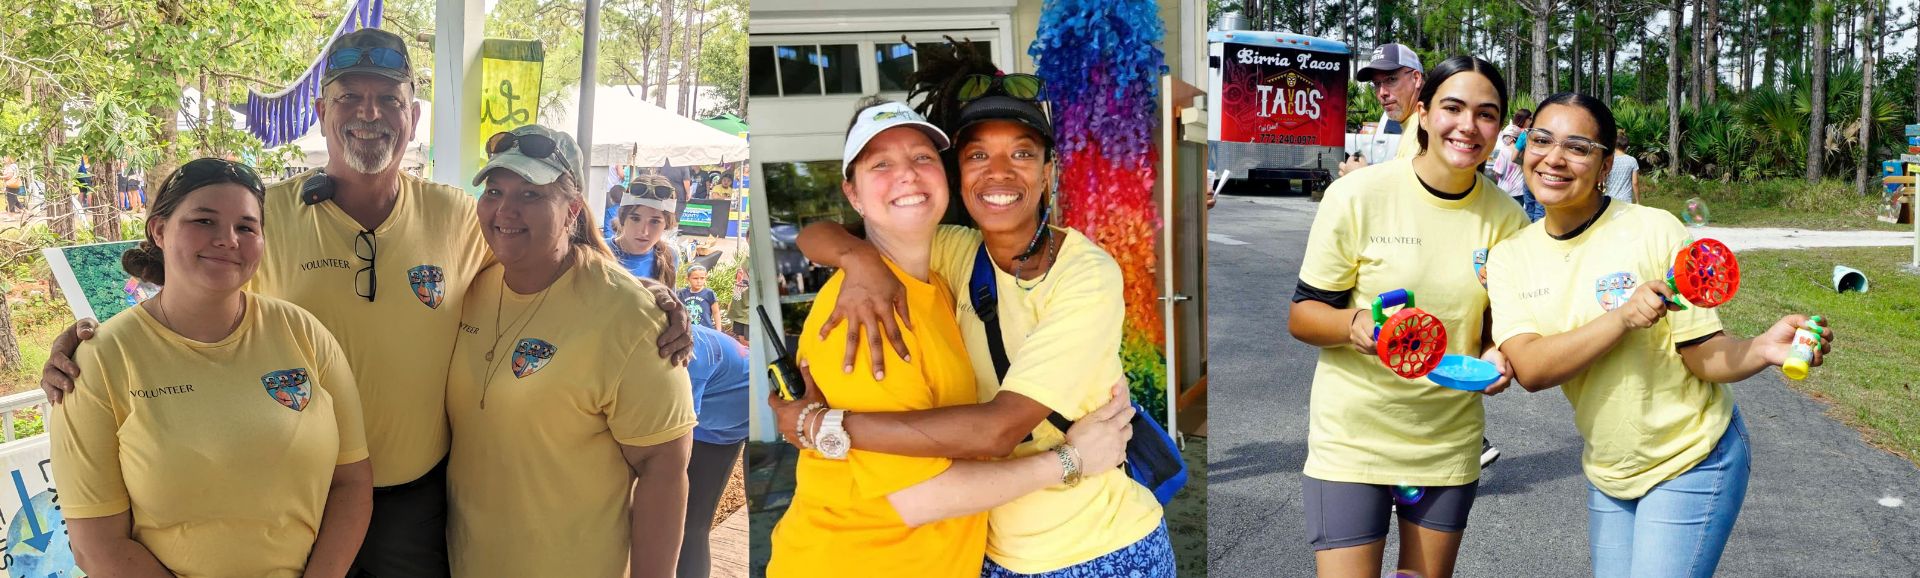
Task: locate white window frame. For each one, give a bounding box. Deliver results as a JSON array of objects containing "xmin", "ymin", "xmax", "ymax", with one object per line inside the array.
[
  {"xmin": 750, "ymin": 29, "xmax": 1013, "ymax": 103},
  {"xmin": 746, "ymin": 13, "xmax": 1015, "ymax": 442}
]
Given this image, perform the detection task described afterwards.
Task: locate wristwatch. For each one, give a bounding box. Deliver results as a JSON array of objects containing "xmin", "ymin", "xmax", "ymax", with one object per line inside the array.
[
  {"xmin": 1054, "ymin": 444, "xmax": 1082, "ymax": 487},
  {"xmin": 815, "ymin": 409, "xmax": 851, "ymax": 460}
]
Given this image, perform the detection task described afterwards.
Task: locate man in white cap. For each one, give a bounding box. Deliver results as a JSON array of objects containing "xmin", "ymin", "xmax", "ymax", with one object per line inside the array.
[{"xmin": 1338, "ymin": 43, "xmax": 1425, "ymax": 177}]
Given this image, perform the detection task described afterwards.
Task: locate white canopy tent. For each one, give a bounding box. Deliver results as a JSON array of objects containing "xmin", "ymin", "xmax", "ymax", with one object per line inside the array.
[
  {"xmin": 541, "ymin": 85, "xmax": 749, "ymax": 167},
  {"xmin": 538, "ymin": 86, "xmax": 749, "ymax": 216}
]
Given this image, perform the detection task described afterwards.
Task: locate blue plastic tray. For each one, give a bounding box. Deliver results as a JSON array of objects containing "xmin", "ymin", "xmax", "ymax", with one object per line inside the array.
[{"xmin": 1428, "ymin": 354, "xmax": 1501, "ymax": 391}]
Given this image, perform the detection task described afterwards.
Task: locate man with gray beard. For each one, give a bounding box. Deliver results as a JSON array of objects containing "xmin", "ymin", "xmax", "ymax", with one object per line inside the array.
[{"xmin": 39, "ymin": 27, "xmax": 694, "ymax": 576}]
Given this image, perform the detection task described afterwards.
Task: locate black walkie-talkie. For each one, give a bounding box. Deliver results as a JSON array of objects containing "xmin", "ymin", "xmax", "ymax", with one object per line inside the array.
[{"xmin": 757, "ymin": 306, "xmax": 806, "ymax": 401}]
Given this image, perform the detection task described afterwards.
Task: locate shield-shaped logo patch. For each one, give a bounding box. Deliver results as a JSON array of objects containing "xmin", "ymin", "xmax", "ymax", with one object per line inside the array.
[
  {"xmin": 511, "ymin": 338, "xmax": 557, "ymax": 378},
  {"xmin": 1594, "ymin": 271, "xmax": 1638, "ymax": 312},
  {"xmin": 409, "ymin": 265, "xmax": 446, "ymax": 309},
  {"xmin": 261, "ymin": 368, "xmax": 312, "ymax": 411}
]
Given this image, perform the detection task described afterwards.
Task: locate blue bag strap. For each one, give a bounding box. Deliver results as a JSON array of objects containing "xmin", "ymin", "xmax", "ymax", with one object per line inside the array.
[{"xmin": 972, "ymin": 244, "xmax": 1075, "ymax": 434}]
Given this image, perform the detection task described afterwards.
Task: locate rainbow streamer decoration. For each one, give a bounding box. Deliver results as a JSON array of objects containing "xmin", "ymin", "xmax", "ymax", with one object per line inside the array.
[
  {"xmin": 244, "ymin": 0, "xmax": 384, "ymax": 147},
  {"xmin": 1030, "ymin": 0, "xmax": 1169, "ymax": 421}
]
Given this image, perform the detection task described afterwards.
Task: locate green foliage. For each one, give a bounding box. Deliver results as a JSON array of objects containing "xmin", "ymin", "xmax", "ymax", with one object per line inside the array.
[
  {"xmin": 1346, "ymin": 83, "xmax": 1382, "ymax": 129},
  {"xmin": 451, "ymin": 0, "xmax": 747, "ymax": 119},
  {"xmin": 11, "ymin": 408, "xmax": 44, "ymax": 440},
  {"xmin": 1641, "ymin": 174, "xmax": 1898, "ymax": 230}
]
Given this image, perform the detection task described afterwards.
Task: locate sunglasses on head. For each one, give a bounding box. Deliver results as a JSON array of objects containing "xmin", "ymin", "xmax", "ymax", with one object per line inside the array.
[
  {"xmin": 635, "ymin": 183, "xmax": 673, "ymax": 199},
  {"xmin": 327, "ymin": 46, "xmax": 408, "ymax": 72},
  {"xmin": 166, "ymin": 158, "xmax": 264, "ymax": 198},
  {"xmin": 957, "ymin": 73, "xmax": 1044, "ymax": 104},
  {"xmin": 485, "ymin": 131, "xmax": 559, "ymax": 160}
]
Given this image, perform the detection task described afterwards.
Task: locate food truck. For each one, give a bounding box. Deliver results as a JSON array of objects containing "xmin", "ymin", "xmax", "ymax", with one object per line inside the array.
[{"xmin": 1206, "ymin": 25, "xmax": 1350, "ymax": 197}]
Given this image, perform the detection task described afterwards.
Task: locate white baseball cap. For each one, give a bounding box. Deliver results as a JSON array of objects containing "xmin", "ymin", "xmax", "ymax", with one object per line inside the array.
[{"xmin": 842, "ymin": 102, "xmax": 951, "ymax": 178}]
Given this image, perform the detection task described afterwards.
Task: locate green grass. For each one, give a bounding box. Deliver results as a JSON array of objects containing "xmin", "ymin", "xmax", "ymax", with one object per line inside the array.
[
  {"xmin": 1717, "ymin": 247, "xmax": 1920, "ymax": 467},
  {"xmin": 1640, "ymin": 175, "xmax": 1907, "ymax": 231}
]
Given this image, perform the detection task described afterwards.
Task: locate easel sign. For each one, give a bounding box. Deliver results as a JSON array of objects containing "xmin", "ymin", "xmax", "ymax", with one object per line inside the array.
[
  {"xmin": 0, "ymin": 436, "xmax": 79, "ymax": 575},
  {"xmin": 41, "ymin": 240, "xmax": 158, "ymax": 322}
]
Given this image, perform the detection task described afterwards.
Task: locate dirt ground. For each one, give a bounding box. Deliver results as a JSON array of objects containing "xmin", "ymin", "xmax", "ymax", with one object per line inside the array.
[{"xmin": 713, "ymin": 456, "xmax": 745, "ymax": 529}]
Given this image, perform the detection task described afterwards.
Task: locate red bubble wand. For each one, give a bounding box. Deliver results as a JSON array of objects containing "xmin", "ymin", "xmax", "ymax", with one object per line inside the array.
[
  {"xmin": 1667, "ymin": 238, "xmax": 1741, "ymax": 309},
  {"xmin": 1371, "ymin": 289, "xmax": 1449, "ymax": 379}
]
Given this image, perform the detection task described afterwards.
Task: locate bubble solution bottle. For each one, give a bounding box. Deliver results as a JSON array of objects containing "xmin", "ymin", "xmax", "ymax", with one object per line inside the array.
[{"xmin": 1781, "ymin": 316, "xmax": 1826, "ymax": 381}]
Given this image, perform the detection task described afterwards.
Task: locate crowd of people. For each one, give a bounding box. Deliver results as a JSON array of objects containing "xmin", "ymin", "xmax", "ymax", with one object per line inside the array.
[
  {"xmin": 1293, "ymin": 45, "xmax": 1838, "ymax": 578},
  {"xmin": 37, "ymin": 27, "xmax": 748, "ymax": 578}
]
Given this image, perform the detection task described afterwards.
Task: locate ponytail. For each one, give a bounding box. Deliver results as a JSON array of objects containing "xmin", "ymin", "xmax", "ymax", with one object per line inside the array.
[
  {"xmin": 652, "ymin": 242, "xmax": 678, "ymax": 288},
  {"xmin": 122, "ymin": 239, "xmax": 167, "ymax": 285}
]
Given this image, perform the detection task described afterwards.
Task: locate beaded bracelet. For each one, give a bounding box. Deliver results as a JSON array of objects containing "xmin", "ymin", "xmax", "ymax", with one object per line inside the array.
[{"xmin": 796, "ymin": 402, "xmax": 824, "ymax": 449}]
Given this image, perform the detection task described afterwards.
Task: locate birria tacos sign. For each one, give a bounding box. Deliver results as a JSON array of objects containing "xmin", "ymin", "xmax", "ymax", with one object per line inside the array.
[{"xmin": 1217, "ymin": 43, "xmax": 1347, "ymax": 147}]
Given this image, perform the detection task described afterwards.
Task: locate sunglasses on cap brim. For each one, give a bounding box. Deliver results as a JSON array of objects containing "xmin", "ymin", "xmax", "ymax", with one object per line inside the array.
[
  {"xmin": 328, "ymin": 47, "xmax": 407, "ymax": 72},
  {"xmin": 957, "ymin": 74, "xmax": 1044, "ymax": 104},
  {"xmin": 486, "ymin": 131, "xmax": 559, "ymax": 160}
]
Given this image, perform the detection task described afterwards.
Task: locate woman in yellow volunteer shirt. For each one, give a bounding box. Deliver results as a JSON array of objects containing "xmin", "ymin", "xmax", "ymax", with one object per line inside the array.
[
  {"xmin": 767, "ymin": 98, "xmax": 1134, "ymax": 578},
  {"xmin": 775, "ymin": 54, "xmax": 1174, "ymax": 575},
  {"xmin": 51, "ymin": 158, "xmax": 373, "ymax": 577},
  {"xmin": 1283, "ymin": 56, "xmax": 1530, "ymax": 578},
  {"xmin": 1486, "ymin": 93, "xmax": 1835, "ymax": 578},
  {"xmin": 444, "ymin": 124, "xmax": 697, "ymax": 578}
]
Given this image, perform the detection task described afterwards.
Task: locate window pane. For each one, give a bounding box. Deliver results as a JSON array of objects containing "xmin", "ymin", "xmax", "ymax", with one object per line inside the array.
[
  {"xmin": 819, "ymin": 44, "xmax": 861, "ymax": 95},
  {"xmin": 913, "ymin": 40, "xmax": 992, "ymax": 66},
  {"xmin": 875, "ymin": 43, "xmax": 915, "ymax": 92},
  {"xmin": 749, "ymin": 46, "xmax": 780, "ymax": 96},
  {"xmin": 777, "ymin": 45, "xmax": 822, "ymax": 96},
  {"xmin": 762, "ymin": 160, "xmax": 856, "ymax": 298}
]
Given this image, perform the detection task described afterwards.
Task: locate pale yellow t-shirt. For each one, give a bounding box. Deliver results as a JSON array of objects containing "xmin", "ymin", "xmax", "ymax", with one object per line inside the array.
[
  {"xmin": 51, "ymin": 294, "xmax": 368, "ymax": 578},
  {"xmin": 770, "ymin": 259, "xmax": 988, "ymax": 578},
  {"xmin": 928, "ymin": 225, "xmax": 1164, "ymax": 573},
  {"xmin": 252, "ymin": 170, "xmax": 492, "ymax": 486},
  {"xmin": 1297, "ymin": 157, "xmax": 1529, "ymax": 486},
  {"xmin": 1487, "ymin": 200, "xmax": 1731, "ymax": 499},
  {"xmin": 1395, "ymin": 111, "xmax": 1424, "ymax": 160},
  {"xmin": 445, "ymin": 257, "xmax": 696, "ymax": 578}
]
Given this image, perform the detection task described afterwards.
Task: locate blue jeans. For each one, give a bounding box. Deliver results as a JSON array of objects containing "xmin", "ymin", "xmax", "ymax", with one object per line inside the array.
[
  {"xmin": 1587, "ymin": 408, "xmax": 1751, "ymax": 578},
  {"xmin": 1515, "ymin": 188, "xmax": 1546, "ymax": 222},
  {"xmin": 980, "ymin": 522, "xmax": 1175, "ymax": 578}
]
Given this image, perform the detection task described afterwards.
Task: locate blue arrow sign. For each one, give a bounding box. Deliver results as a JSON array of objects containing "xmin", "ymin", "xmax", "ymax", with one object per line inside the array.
[{"xmin": 12, "ymin": 469, "xmax": 51, "ymax": 551}]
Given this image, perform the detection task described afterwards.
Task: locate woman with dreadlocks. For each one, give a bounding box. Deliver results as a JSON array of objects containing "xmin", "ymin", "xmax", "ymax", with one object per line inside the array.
[{"xmin": 770, "ymin": 40, "xmax": 1176, "ymax": 577}]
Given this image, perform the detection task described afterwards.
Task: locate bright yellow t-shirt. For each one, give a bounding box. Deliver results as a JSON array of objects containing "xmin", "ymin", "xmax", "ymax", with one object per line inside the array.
[
  {"xmin": 445, "ymin": 256, "xmax": 697, "ymax": 578},
  {"xmin": 252, "ymin": 170, "xmax": 492, "ymax": 486},
  {"xmin": 1486, "ymin": 200, "xmax": 1731, "ymax": 499},
  {"xmin": 768, "ymin": 259, "xmax": 987, "ymax": 578},
  {"xmin": 51, "ymin": 294, "xmax": 368, "ymax": 578},
  {"xmin": 927, "ymin": 225, "xmax": 1164, "ymax": 572},
  {"xmin": 1395, "ymin": 111, "xmax": 1423, "ymax": 160},
  {"xmin": 1297, "ymin": 157, "xmax": 1530, "ymax": 486}
]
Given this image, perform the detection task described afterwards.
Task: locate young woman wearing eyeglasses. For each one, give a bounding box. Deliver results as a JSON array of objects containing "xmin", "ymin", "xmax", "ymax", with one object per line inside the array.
[
  {"xmin": 51, "ymin": 158, "xmax": 373, "ymax": 577},
  {"xmin": 1486, "ymin": 93, "xmax": 1835, "ymax": 578}
]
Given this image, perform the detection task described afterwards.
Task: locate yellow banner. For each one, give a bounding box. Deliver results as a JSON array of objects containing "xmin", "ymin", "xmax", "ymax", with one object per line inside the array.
[{"xmin": 476, "ymin": 39, "xmax": 545, "ymax": 175}]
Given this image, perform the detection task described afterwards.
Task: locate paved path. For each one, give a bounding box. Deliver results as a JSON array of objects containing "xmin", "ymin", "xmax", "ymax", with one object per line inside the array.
[
  {"xmin": 712, "ymin": 507, "xmax": 750, "ymax": 578},
  {"xmin": 1692, "ymin": 226, "xmax": 1914, "ymax": 251},
  {"xmin": 1206, "ymin": 193, "xmax": 1920, "ymax": 577}
]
